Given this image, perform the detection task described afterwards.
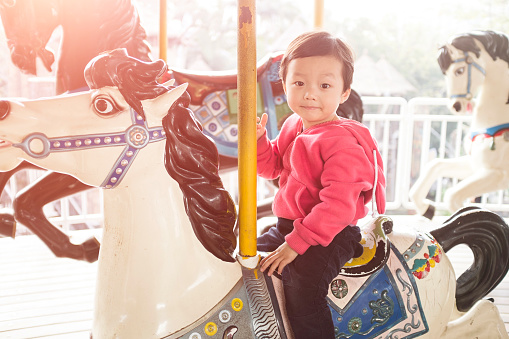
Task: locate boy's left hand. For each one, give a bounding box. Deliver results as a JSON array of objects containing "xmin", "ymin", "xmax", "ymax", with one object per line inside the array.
[{"xmin": 260, "ymin": 242, "xmax": 298, "ymax": 276}]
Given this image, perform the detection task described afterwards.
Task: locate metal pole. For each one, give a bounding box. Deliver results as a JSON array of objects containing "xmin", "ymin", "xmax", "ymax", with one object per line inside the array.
[
  {"xmin": 159, "ymin": 0, "xmax": 167, "ymax": 61},
  {"xmin": 237, "ymin": 0, "xmax": 257, "ymax": 258},
  {"xmin": 314, "ymin": 0, "xmax": 324, "ymax": 30}
]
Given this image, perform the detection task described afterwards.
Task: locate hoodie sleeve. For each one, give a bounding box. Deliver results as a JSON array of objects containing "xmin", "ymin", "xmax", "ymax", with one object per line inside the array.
[
  {"xmin": 257, "ymin": 132, "xmax": 283, "ymax": 180},
  {"xmin": 257, "ymin": 114, "xmax": 300, "ymax": 180}
]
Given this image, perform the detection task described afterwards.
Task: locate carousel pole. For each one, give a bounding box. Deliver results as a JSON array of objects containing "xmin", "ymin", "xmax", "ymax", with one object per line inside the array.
[
  {"xmin": 159, "ymin": 0, "xmax": 167, "ymax": 61},
  {"xmin": 237, "ymin": 0, "xmax": 257, "ymax": 259},
  {"xmin": 314, "ymin": 0, "xmax": 324, "ymax": 30}
]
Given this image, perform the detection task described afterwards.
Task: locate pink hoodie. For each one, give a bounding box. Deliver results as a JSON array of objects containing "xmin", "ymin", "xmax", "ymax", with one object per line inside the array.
[{"xmin": 257, "ymin": 113, "xmax": 386, "ymax": 255}]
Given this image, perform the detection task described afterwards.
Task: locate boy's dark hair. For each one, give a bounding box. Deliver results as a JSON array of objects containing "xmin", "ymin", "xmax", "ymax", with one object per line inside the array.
[{"xmin": 279, "ymin": 31, "xmax": 354, "ymax": 91}]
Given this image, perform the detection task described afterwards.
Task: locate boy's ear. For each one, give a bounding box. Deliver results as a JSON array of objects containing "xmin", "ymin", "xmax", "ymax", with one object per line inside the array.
[
  {"xmin": 282, "ymin": 81, "xmax": 287, "ymax": 95},
  {"xmin": 340, "ymin": 88, "xmax": 351, "ymax": 104}
]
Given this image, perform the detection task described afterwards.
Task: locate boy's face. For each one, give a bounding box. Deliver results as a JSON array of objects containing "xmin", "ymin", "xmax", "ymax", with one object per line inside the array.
[{"xmin": 283, "ymin": 55, "xmax": 350, "ymax": 129}]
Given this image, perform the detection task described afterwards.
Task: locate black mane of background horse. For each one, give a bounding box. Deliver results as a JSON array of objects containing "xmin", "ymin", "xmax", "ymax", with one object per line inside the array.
[{"xmin": 0, "ymin": 0, "xmax": 363, "ymax": 261}]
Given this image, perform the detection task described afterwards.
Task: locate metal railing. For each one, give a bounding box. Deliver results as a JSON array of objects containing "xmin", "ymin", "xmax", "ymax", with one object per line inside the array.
[{"xmin": 2, "ymin": 96, "xmax": 507, "ymax": 236}]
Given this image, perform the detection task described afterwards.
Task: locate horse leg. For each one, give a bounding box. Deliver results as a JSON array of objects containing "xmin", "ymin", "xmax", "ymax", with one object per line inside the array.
[
  {"xmin": 443, "ymin": 168, "xmax": 509, "ymax": 213},
  {"xmin": 409, "ymin": 155, "xmax": 473, "ymax": 218},
  {"xmin": 13, "ymin": 171, "xmax": 100, "ymax": 262},
  {"xmin": 0, "ymin": 161, "xmax": 43, "ymax": 237},
  {"xmin": 441, "ymin": 299, "xmax": 508, "ymax": 338}
]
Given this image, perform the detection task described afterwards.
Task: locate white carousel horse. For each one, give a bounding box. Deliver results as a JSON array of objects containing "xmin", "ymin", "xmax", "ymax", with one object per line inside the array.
[
  {"xmin": 410, "ymin": 30, "xmax": 509, "ymax": 219},
  {"xmin": 1, "ymin": 49, "xmax": 508, "ymax": 338}
]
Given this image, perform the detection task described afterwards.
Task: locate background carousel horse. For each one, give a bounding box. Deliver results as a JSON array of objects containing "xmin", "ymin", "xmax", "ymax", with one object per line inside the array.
[
  {"xmin": 0, "ymin": 0, "xmax": 150, "ymax": 261},
  {"xmin": 1, "ymin": 49, "xmax": 508, "ymax": 338},
  {"xmin": 410, "ymin": 30, "xmax": 509, "ymax": 219},
  {"xmin": 0, "ymin": 0, "xmax": 364, "ymax": 258}
]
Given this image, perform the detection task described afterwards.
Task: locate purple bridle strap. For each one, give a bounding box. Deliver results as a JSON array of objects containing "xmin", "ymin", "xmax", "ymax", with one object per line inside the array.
[{"xmin": 13, "ymin": 108, "xmax": 166, "ymax": 188}]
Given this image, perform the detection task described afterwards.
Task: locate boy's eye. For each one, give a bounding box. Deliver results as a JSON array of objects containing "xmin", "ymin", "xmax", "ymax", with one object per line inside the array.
[
  {"xmin": 321, "ymin": 83, "xmax": 331, "ymax": 89},
  {"xmin": 295, "ymin": 81, "xmax": 304, "ymax": 86}
]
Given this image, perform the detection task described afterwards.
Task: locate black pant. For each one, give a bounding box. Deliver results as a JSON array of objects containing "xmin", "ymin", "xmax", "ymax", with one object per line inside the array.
[{"xmin": 258, "ymin": 218, "xmax": 362, "ymax": 339}]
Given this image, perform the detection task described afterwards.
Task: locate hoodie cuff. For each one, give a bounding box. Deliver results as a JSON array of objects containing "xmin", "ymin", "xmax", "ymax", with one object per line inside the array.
[{"xmin": 285, "ymin": 231, "xmax": 310, "ymax": 255}]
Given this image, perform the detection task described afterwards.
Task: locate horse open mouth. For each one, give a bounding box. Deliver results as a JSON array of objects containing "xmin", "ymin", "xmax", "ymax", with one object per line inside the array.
[
  {"xmin": 466, "ymin": 102, "xmax": 473, "ymax": 114},
  {"xmin": 0, "ymin": 139, "xmax": 11, "ymax": 148}
]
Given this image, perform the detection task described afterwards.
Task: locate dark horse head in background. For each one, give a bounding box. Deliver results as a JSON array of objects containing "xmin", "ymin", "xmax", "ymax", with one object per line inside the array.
[{"xmin": 0, "ymin": 0, "xmax": 151, "ymax": 94}]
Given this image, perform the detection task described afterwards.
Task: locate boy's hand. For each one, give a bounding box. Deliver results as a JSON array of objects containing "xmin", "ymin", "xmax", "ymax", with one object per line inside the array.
[
  {"xmin": 256, "ymin": 113, "xmax": 268, "ymax": 140},
  {"xmin": 260, "ymin": 241, "xmax": 298, "ymax": 276}
]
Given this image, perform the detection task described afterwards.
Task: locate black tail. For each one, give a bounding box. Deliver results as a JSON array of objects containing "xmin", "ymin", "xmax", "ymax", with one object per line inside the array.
[{"xmin": 430, "ymin": 206, "xmax": 509, "ymax": 312}]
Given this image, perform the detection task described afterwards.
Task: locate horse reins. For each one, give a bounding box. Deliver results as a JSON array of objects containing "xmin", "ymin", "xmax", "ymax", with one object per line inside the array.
[
  {"xmin": 450, "ymin": 51, "xmax": 486, "ymax": 100},
  {"xmin": 13, "ymin": 108, "xmax": 165, "ymax": 188}
]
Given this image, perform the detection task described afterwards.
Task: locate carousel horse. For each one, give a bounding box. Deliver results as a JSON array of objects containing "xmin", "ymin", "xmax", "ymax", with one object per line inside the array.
[
  {"xmin": 0, "ymin": 0, "xmax": 363, "ymax": 258},
  {"xmin": 410, "ymin": 30, "xmax": 509, "ymax": 219},
  {"xmin": 1, "ymin": 49, "xmax": 508, "ymax": 338},
  {"xmin": 0, "ymin": 0, "xmax": 150, "ymax": 260}
]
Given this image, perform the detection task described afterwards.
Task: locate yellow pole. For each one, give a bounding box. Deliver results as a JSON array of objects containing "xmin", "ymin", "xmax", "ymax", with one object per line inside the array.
[
  {"xmin": 159, "ymin": 0, "xmax": 167, "ymax": 61},
  {"xmin": 314, "ymin": 0, "xmax": 324, "ymax": 30},
  {"xmin": 237, "ymin": 0, "xmax": 257, "ymax": 258}
]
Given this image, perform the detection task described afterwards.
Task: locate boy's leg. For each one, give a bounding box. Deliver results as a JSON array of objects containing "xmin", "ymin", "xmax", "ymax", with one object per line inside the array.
[{"xmin": 282, "ymin": 226, "xmax": 361, "ymax": 339}]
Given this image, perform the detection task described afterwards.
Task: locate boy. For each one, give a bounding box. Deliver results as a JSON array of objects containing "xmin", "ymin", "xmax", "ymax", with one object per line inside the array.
[{"xmin": 256, "ymin": 31, "xmax": 386, "ymax": 338}]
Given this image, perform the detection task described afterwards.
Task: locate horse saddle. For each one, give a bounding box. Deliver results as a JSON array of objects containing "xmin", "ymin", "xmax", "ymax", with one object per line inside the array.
[
  {"xmin": 170, "ymin": 52, "xmax": 284, "ymax": 106},
  {"xmin": 341, "ymin": 215, "xmax": 392, "ymax": 277}
]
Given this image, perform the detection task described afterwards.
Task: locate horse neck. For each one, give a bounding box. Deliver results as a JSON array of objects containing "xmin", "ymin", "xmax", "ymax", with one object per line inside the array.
[
  {"xmin": 99, "ymin": 146, "xmax": 237, "ymax": 277},
  {"xmin": 473, "ymin": 60, "xmax": 509, "ymax": 128},
  {"xmin": 95, "ymin": 146, "xmax": 241, "ymax": 335},
  {"xmin": 101, "ymin": 163, "xmax": 199, "ymax": 260}
]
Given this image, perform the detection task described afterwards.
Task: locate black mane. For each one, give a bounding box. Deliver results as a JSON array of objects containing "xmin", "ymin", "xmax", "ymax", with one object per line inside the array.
[{"xmin": 438, "ymin": 30, "xmax": 509, "ymax": 74}]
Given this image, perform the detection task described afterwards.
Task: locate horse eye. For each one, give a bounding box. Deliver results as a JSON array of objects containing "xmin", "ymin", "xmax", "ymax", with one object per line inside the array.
[
  {"xmin": 454, "ymin": 67, "xmax": 465, "ymax": 76},
  {"xmin": 93, "ymin": 97, "xmax": 118, "ymax": 116}
]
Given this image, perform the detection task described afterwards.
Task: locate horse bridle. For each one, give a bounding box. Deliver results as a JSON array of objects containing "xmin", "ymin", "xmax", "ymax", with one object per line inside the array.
[
  {"xmin": 13, "ymin": 108, "xmax": 165, "ymax": 188},
  {"xmin": 450, "ymin": 51, "xmax": 486, "ymax": 100}
]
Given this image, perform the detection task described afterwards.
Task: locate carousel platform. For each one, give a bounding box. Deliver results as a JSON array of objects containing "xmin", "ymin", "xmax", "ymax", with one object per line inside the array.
[{"xmin": 0, "ymin": 216, "xmax": 508, "ymax": 338}]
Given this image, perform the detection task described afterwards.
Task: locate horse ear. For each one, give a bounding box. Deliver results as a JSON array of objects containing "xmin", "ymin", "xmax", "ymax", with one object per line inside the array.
[{"xmin": 145, "ymin": 83, "xmax": 188, "ymax": 121}]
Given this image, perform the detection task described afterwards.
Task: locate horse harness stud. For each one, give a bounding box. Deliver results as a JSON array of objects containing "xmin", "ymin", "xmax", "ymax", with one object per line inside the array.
[
  {"xmin": 450, "ymin": 51, "xmax": 486, "ymax": 101},
  {"xmin": 12, "ymin": 108, "xmax": 165, "ymax": 188}
]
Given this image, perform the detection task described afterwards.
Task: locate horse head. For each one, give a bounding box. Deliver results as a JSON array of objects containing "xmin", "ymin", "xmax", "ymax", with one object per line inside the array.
[
  {"xmin": 438, "ymin": 30, "xmax": 509, "ymax": 115},
  {"xmin": 0, "ymin": 0, "xmax": 60, "ymax": 75},
  {"xmin": 0, "ymin": 49, "xmax": 187, "ymax": 184}
]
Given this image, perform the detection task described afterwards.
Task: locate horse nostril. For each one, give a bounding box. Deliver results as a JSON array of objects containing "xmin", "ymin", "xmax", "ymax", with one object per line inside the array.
[
  {"xmin": 453, "ymin": 101, "xmax": 461, "ymax": 112},
  {"xmin": 0, "ymin": 100, "xmax": 10, "ymax": 120}
]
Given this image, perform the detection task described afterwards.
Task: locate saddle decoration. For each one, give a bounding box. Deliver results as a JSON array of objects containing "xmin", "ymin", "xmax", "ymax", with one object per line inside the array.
[
  {"xmin": 342, "ymin": 150, "xmax": 391, "ymax": 276},
  {"xmin": 327, "ymin": 244, "xmax": 429, "ymax": 339},
  {"xmin": 470, "ymin": 122, "xmax": 509, "ymax": 150},
  {"xmin": 341, "ymin": 215, "xmax": 392, "ymax": 277}
]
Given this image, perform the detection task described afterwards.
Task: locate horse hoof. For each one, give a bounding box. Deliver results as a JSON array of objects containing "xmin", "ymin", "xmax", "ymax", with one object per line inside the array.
[
  {"xmin": 0, "ymin": 213, "xmax": 16, "ymax": 238},
  {"xmin": 81, "ymin": 237, "xmax": 101, "ymax": 263},
  {"xmin": 423, "ymin": 205, "xmax": 435, "ymax": 220}
]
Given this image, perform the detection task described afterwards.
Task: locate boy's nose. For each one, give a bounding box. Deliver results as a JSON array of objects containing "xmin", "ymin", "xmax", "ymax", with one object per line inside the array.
[{"xmin": 304, "ymin": 90, "xmax": 317, "ymax": 100}]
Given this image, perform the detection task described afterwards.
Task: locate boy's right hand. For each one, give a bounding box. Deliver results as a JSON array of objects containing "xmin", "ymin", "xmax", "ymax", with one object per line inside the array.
[{"xmin": 256, "ymin": 113, "xmax": 268, "ymax": 140}]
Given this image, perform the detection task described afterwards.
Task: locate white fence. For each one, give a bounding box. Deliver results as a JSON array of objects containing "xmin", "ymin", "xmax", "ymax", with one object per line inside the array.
[
  {"xmin": 1, "ymin": 96, "xmax": 508, "ymax": 236},
  {"xmin": 255, "ymin": 96, "xmax": 509, "ymax": 215}
]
